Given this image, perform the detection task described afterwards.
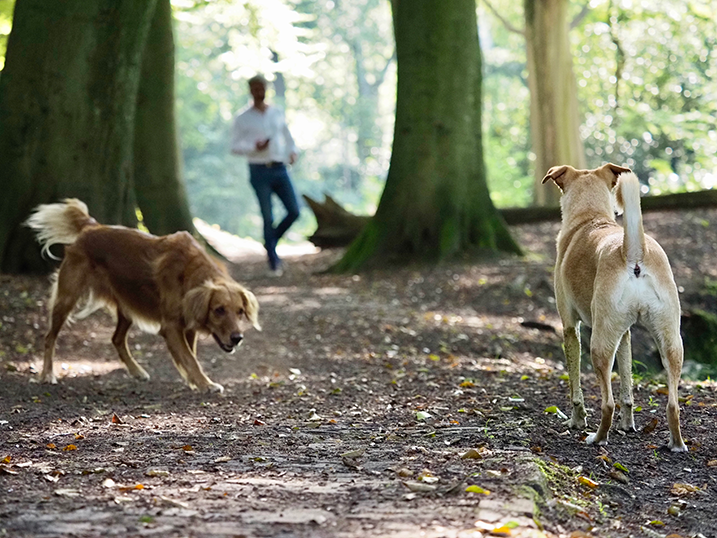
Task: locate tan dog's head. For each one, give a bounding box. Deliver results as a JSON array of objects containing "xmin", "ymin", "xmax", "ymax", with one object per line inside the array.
[
  {"xmin": 541, "ymin": 163, "xmax": 631, "ymax": 193},
  {"xmin": 183, "ymin": 279, "xmax": 261, "ymax": 353}
]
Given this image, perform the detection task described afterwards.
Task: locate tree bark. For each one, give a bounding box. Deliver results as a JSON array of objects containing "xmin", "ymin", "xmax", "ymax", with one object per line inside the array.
[
  {"xmin": 524, "ymin": 0, "xmax": 586, "ymax": 207},
  {"xmin": 332, "ymin": 0, "xmax": 521, "ymax": 272},
  {"xmin": 0, "ymin": 0, "xmax": 158, "ymax": 273},
  {"xmin": 133, "ymin": 0, "xmax": 194, "ymax": 235}
]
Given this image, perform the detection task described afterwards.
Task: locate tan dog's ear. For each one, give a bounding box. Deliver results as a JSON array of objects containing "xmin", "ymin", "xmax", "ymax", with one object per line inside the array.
[
  {"xmin": 183, "ymin": 283, "xmax": 214, "ymax": 329},
  {"xmin": 241, "ymin": 289, "xmax": 262, "ymax": 331},
  {"xmin": 599, "ymin": 163, "xmax": 632, "ymax": 188},
  {"xmin": 541, "ymin": 165, "xmax": 574, "ymax": 191}
]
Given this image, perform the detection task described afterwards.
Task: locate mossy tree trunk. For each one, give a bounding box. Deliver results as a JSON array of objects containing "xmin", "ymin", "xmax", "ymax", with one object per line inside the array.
[
  {"xmin": 333, "ymin": 0, "xmax": 521, "ymax": 272},
  {"xmin": 0, "ymin": 0, "xmax": 157, "ymax": 273},
  {"xmin": 133, "ymin": 0, "xmax": 194, "ymax": 235},
  {"xmin": 524, "ymin": 0, "xmax": 586, "ymax": 207}
]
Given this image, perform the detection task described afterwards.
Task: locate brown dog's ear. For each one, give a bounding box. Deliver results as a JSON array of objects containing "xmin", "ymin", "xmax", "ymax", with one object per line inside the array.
[
  {"xmin": 541, "ymin": 165, "xmax": 574, "ymax": 191},
  {"xmin": 183, "ymin": 283, "xmax": 214, "ymax": 329},
  {"xmin": 240, "ymin": 288, "xmax": 262, "ymax": 331},
  {"xmin": 599, "ymin": 163, "xmax": 632, "ymax": 188}
]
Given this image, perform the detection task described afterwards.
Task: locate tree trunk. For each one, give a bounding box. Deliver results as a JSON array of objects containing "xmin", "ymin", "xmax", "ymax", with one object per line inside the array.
[
  {"xmin": 133, "ymin": 0, "xmax": 194, "ymax": 235},
  {"xmin": 332, "ymin": 0, "xmax": 521, "ymax": 272},
  {"xmin": 524, "ymin": 0, "xmax": 586, "ymax": 207},
  {"xmin": 0, "ymin": 0, "xmax": 158, "ymax": 273}
]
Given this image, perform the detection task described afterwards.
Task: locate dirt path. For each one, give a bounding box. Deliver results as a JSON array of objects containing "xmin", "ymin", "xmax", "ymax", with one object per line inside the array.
[{"xmin": 1, "ymin": 210, "xmax": 717, "ymax": 537}]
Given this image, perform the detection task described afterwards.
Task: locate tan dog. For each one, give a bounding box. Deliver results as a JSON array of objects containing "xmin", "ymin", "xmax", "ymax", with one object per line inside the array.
[
  {"xmin": 543, "ymin": 164, "xmax": 686, "ymax": 451},
  {"xmin": 26, "ymin": 199, "xmax": 261, "ymax": 393}
]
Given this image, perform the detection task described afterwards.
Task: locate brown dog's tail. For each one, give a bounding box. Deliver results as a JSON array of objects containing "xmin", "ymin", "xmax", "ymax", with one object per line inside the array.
[
  {"xmin": 25, "ymin": 199, "xmax": 97, "ymax": 260},
  {"xmin": 615, "ymin": 172, "xmax": 645, "ymax": 270}
]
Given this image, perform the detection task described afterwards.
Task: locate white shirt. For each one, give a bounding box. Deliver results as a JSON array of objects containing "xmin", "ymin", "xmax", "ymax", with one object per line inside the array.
[{"xmin": 230, "ymin": 105, "xmax": 298, "ymax": 164}]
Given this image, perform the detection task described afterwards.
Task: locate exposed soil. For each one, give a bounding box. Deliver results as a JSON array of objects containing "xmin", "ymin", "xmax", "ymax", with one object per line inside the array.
[{"xmin": 1, "ymin": 209, "xmax": 717, "ymax": 538}]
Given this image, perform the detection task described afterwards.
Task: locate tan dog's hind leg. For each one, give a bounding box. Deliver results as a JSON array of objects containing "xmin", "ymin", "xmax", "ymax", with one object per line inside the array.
[
  {"xmin": 586, "ymin": 324, "xmax": 619, "ymax": 445},
  {"xmin": 563, "ymin": 325, "xmax": 587, "ymax": 429},
  {"xmin": 656, "ymin": 334, "xmax": 687, "ymax": 452},
  {"xmin": 162, "ymin": 325, "xmax": 224, "ymax": 394},
  {"xmin": 112, "ymin": 311, "xmax": 150, "ymax": 380},
  {"xmin": 616, "ymin": 330, "xmax": 636, "ymax": 432}
]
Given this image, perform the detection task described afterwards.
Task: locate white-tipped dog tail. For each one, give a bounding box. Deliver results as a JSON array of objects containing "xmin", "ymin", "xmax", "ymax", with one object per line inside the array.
[
  {"xmin": 616, "ymin": 172, "xmax": 645, "ymax": 268},
  {"xmin": 25, "ymin": 199, "xmax": 96, "ymax": 260}
]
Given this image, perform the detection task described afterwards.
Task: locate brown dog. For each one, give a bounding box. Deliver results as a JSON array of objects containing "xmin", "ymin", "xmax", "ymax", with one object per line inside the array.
[
  {"xmin": 543, "ymin": 164, "xmax": 686, "ymax": 451},
  {"xmin": 26, "ymin": 199, "xmax": 260, "ymax": 393}
]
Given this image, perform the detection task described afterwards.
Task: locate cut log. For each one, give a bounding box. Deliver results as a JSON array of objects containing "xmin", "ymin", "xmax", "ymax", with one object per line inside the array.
[
  {"xmin": 302, "ymin": 195, "xmax": 370, "ymax": 249},
  {"xmin": 304, "ymin": 189, "xmax": 717, "ymax": 247}
]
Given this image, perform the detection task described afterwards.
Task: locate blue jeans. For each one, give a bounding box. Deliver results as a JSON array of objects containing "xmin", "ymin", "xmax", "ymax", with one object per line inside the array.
[{"xmin": 249, "ymin": 163, "xmax": 300, "ymax": 270}]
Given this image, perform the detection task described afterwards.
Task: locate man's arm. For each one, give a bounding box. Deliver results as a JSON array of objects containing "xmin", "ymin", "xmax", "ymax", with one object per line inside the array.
[{"xmin": 283, "ymin": 121, "xmax": 299, "ymax": 165}]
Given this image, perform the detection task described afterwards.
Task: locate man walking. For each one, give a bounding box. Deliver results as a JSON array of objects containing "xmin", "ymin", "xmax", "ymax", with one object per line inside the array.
[{"xmin": 231, "ymin": 75, "xmax": 300, "ymax": 275}]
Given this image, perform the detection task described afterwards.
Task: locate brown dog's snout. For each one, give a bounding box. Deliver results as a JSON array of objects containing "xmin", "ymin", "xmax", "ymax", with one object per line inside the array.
[{"xmin": 230, "ymin": 333, "xmax": 244, "ymax": 346}]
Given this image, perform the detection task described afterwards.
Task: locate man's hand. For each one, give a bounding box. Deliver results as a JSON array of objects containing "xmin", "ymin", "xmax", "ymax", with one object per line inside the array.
[
  {"xmin": 289, "ymin": 152, "xmax": 298, "ymax": 165},
  {"xmin": 255, "ymin": 138, "xmax": 270, "ymax": 151}
]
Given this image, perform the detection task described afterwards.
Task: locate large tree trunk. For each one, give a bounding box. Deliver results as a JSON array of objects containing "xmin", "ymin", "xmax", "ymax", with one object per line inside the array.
[
  {"xmin": 133, "ymin": 0, "xmax": 194, "ymax": 235},
  {"xmin": 524, "ymin": 0, "xmax": 586, "ymax": 207},
  {"xmin": 0, "ymin": 0, "xmax": 158, "ymax": 273},
  {"xmin": 332, "ymin": 0, "xmax": 521, "ymax": 272}
]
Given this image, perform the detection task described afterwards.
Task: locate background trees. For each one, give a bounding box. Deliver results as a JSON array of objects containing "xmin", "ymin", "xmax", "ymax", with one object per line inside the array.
[
  {"xmin": 333, "ymin": 0, "xmax": 521, "ymax": 271},
  {"xmin": 0, "ymin": 0, "xmax": 715, "ymax": 272}
]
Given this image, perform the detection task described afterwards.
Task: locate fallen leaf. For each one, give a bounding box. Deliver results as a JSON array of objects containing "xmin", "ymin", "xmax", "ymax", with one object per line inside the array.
[
  {"xmin": 62, "ymin": 444, "xmax": 77, "ymax": 452},
  {"xmin": 609, "ymin": 469, "xmax": 629, "ymax": 484},
  {"xmin": 1, "ymin": 455, "xmax": 11, "ymax": 464},
  {"xmin": 182, "ymin": 445, "xmax": 193, "ymax": 452},
  {"xmin": 54, "ymin": 488, "xmax": 81, "ymax": 497},
  {"xmin": 145, "ymin": 469, "xmax": 170, "ymax": 477},
  {"xmin": 613, "ymin": 462, "xmax": 629, "ymax": 473},
  {"xmin": 159, "ymin": 496, "xmax": 189, "ymax": 509},
  {"xmin": 670, "ymin": 483, "xmax": 702, "ymax": 496},
  {"xmin": 119, "ymin": 484, "xmax": 144, "ymax": 492},
  {"xmin": 465, "ymin": 485, "xmax": 490, "ymax": 495},
  {"xmin": 578, "ymin": 476, "xmax": 599, "ymax": 489},
  {"xmin": 544, "ymin": 406, "xmax": 568, "ymax": 420},
  {"xmin": 111, "ymin": 413, "xmax": 124, "ymax": 424},
  {"xmin": 46, "ymin": 443, "xmax": 57, "ymax": 449},
  {"xmin": 415, "ymin": 411, "xmax": 432, "ymax": 421},
  {"xmin": 253, "ymin": 419, "xmax": 266, "ymax": 426},
  {"xmin": 642, "ymin": 417, "xmax": 658, "ymax": 434},
  {"xmin": 460, "ymin": 448, "xmax": 486, "ymax": 460},
  {"xmin": 74, "ymin": 433, "xmax": 85, "ymax": 440},
  {"xmin": 403, "ymin": 481, "xmax": 437, "ymax": 493},
  {"xmin": 707, "ymin": 460, "xmax": 717, "ymax": 467}
]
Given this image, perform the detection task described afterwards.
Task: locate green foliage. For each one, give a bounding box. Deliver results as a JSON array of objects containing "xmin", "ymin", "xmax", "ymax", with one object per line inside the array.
[
  {"xmin": 173, "ymin": 0, "xmax": 395, "ymax": 241},
  {"xmin": 0, "ymin": 0, "xmax": 14, "ymax": 70},
  {"xmin": 575, "ymin": 0, "xmax": 717, "ymax": 192},
  {"xmin": 481, "ymin": 0, "xmax": 717, "ymax": 205}
]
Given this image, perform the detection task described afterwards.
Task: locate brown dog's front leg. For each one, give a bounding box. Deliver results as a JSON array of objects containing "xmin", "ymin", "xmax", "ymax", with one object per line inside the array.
[
  {"xmin": 112, "ymin": 310, "xmax": 150, "ymax": 381},
  {"xmin": 162, "ymin": 325, "xmax": 224, "ymax": 393}
]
